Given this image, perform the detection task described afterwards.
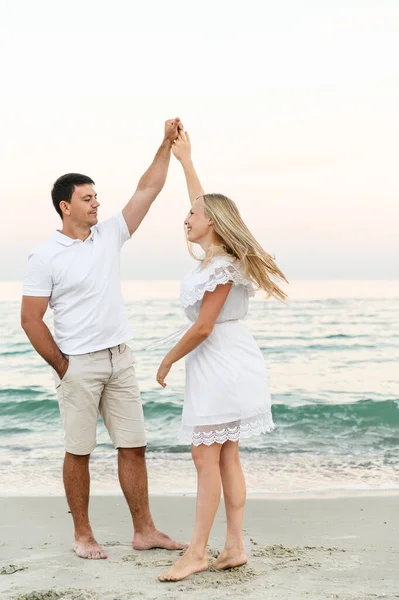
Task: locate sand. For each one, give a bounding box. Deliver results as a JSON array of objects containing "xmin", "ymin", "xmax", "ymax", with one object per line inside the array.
[{"xmin": 0, "ymin": 494, "xmax": 398, "ymax": 600}]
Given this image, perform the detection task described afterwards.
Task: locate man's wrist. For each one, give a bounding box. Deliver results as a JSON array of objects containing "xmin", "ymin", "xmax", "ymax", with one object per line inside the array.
[
  {"xmin": 162, "ymin": 137, "xmax": 173, "ymax": 150},
  {"xmin": 53, "ymin": 353, "xmax": 68, "ymax": 374}
]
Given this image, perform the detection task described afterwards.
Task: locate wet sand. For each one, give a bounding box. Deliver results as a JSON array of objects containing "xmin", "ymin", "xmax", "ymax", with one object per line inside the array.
[{"xmin": 0, "ymin": 494, "xmax": 398, "ymax": 599}]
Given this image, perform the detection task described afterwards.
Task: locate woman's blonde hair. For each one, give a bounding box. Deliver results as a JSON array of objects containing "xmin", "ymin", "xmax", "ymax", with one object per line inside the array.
[{"xmin": 188, "ymin": 193, "xmax": 288, "ymax": 302}]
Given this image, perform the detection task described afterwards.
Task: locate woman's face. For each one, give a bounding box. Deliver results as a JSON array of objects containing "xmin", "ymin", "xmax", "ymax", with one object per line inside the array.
[{"xmin": 185, "ymin": 197, "xmax": 212, "ymax": 243}]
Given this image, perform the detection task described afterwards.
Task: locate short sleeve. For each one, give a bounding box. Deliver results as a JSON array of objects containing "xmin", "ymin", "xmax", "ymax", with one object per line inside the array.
[
  {"xmin": 22, "ymin": 253, "xmax": 53, "ymax": 297},
  {"xmin": 181, "ymin": 259, "xmax": 255, "ymax": 308},
  {"xmin": 95, "ymin": 212, "xmax": 131, "ymax": 248}
]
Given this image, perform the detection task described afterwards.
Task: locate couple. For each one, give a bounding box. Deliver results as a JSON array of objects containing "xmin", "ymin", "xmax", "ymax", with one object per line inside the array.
[{"xmin": 21, "ymin": 118, "xmax": 287, "ymax": 582}]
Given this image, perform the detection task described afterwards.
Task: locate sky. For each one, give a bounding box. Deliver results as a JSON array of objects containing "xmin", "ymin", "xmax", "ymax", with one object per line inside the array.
[{"xmin": 0, "ymin": 0, "xmax": 398, "ymax": 280}]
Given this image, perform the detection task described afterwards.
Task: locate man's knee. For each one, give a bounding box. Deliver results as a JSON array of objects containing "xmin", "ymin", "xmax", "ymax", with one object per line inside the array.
[
  {"xmin": 65, "ymin": 451, "xmax": 91, "ymax": 462},
  {"xmin": 118, "ymin": 446, "xmax": 146, "ymax": 460}
]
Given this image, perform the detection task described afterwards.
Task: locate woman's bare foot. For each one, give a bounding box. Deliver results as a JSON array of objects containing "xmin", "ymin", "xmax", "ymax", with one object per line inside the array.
[
  {"xmin": 133, "ymin": 529, "xmax": 187, "ymax": 551},
  {"xmin": 213, "ymin": 548, "xmax": 247, "ymax": 570},
  {"xmin": 73, "ymin": 536, "xmax": 108, "ymax": 559},
  {"xmin": 158, "ymin": 549, "xmax": 208, "ymax": 582}
]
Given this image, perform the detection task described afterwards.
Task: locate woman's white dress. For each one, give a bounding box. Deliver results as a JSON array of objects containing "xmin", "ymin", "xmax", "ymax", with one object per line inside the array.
[{"xmin": 179, "ymin": 256, "xmax": 275, "ymax": 446}]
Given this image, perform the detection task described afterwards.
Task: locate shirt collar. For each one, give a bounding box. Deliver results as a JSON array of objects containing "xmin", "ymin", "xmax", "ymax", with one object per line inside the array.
[{"xmin": 54, "ymin": 229, "xmax": 95, "ymax": 246}]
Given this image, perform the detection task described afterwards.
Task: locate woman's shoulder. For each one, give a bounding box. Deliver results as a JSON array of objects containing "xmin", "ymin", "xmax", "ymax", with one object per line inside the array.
[
  {"xmin": 200, "ymin": 253, "xmax": 242, "ymax": 273},
  {"xmin": 206, "ymin": 255, "xmax": 246, "ymax": 279},
  {"xmin": 207, "ymin": 254, "xmax": 238, "ymax": 268},
  {"xmin": 184, "ymin": 255, "xmax": 239, "ymax": 280},
  {"xmin": 181, "ymin": 254, "xmax": 254, "ymax": 308}
]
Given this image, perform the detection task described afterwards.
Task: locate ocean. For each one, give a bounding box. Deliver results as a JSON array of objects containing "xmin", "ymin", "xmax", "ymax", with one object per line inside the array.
[{"xmin": 0, "ymin": 280, "xmax": 398, "ymax": 497}]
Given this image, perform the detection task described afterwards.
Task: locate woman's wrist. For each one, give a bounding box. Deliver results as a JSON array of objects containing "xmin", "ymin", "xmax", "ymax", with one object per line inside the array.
[
  {"xmin": 162, "ymin": 354, "xmax": 173, "ymax": 367},
  {"xmin": 181, "ymin": 157, "xmax": 193, "ymax": 169}
]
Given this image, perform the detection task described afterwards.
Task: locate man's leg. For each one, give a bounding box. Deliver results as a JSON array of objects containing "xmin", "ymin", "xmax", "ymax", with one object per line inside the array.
[
  {"xmin": 118, "ymin": 446, "xmax": 186, "ymax": 550},
  {"xmin": 117, "ymin": 446, "xmax": 154, "ymax": 535},
  {"xmin": 54, "ymin": 351, "xmax": 109, "ymax": 559},
  {"xmin": 100, "ymin": 344, "xmax": 185, "ymax": 550},
  {"xmin": 63, "ymin": 452, "xmax": 108, "ymax": 559}
]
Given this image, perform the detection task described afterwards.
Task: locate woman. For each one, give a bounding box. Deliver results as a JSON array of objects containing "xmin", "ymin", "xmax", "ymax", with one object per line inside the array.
[{"xmin": 156, "ymin": 130, "xmax": 287, "ymax": 582}]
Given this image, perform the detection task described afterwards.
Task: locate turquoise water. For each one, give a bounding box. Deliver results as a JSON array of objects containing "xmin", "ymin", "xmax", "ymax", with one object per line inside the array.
[{"xmin": 0, "ymin": 280, "xmax": 398, "ymax": 496}]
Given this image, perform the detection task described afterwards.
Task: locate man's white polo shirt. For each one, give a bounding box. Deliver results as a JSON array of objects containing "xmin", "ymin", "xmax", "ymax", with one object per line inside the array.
[{"xmin": 22, "ymin": 212, "xmax": 133, "ymax": 355}]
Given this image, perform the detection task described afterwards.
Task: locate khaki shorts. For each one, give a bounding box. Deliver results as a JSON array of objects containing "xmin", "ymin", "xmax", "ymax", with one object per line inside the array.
[{"xmin": 53, "ymin": 343, "xmax": 146, "ymax": 455}]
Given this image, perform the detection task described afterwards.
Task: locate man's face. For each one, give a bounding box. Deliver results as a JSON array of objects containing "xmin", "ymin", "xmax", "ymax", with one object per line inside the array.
[{"xmin": 62, "ymin": 184, "xmax": 100, "ymax": 226}]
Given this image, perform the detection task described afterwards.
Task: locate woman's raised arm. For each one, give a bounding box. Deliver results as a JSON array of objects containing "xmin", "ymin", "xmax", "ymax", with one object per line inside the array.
[{"xmin": 172, "ymin": 130, "xmax": 205, "ymax": 205}]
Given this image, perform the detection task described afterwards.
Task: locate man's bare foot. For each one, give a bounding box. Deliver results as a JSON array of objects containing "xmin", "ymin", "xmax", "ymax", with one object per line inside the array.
[
  {"xmin": 158, "ymin": 549, "xmax": 208, "ymax": 582},
  {"xmin": 133, "ymin": 529, "xmax": 187, "ymax": 551},
  {"xmin": 213, "ymin": 548, "xmax": 247, "ymax": 570},
  {"xmin": 73, "ymin": 536, "xmax": 108, "ymax": 559}
]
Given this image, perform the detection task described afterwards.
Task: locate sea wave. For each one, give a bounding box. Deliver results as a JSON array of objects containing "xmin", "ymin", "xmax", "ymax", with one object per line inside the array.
[
  {"xmin": 0, "ymin": 398, "xmax": 58, "ymax": 417},
  {"xmin": 273, "ymin": 399, "xmax": 399, "ymax": 428},
  {"xmin": 0, "ymin": 386, "xmax": 46, "ymax": 399},
  {"xmin": 2, "ymin": 392, "xmax": 398, "ymax": 433},
  {"xmin": 0, "ymin": 349, "xmax": 33, "ymax": 357}
]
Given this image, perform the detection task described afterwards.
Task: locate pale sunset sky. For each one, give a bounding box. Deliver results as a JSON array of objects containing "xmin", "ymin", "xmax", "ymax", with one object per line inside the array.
[{"xmin": 0, "ymin": 0, "xmax": 398, "ymax": 280}]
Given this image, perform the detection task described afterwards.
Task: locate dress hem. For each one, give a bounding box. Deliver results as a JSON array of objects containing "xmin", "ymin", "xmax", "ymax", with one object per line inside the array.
[{"xmin": 178, "ymin": 416, "xmax": 275, "ymax": 447}]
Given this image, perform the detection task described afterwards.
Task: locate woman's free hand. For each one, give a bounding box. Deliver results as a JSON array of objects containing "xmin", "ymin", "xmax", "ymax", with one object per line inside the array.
[
  {"xmin": 156, "ymin": 360, "xmax": 172, "ymax": 388},
  {"xmin": 172, "ymin": 130, "xmax": 192, "ymax": 164}
]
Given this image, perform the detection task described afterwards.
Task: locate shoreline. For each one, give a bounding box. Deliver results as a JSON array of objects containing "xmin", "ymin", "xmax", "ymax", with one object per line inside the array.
[
  {"xmin": 1, "ymin": 493, "xmax": 398, "ymax": 599},
  {"xmin": 1, "ymin": 487, "xmax": 399, "ymax": 500}
]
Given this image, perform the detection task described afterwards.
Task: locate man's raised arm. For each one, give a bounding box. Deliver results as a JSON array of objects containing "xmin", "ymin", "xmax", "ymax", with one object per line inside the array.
[{"xmin": 122, "ymin": 117, "xmax": 182, "ymax": 236}]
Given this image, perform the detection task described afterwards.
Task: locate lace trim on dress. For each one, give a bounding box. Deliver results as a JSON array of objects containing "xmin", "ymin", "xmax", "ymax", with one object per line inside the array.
[
  {"xmin": 179, "ymin": 414, "xmax": 275, "ymax": 446},
  {"xmin": 181, "ymin": 262, "xmax": 255, "ymax": 308}
]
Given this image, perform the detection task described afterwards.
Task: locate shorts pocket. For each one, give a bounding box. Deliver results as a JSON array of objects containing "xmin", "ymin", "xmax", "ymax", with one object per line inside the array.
[
  {"xmin": 54, "ymin": 356, "xmax": 73, "ymax": 389},
  {"xmin": 124, "ymin": 344, "xmax": 135, "ymax": 364},
  {"xmin": 61, "ymin": 357, "xmax": 72, "ymax": 381}
]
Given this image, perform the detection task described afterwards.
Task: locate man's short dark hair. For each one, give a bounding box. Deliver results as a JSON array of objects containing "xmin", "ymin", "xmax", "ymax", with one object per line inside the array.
[{"xmin": 51, "ymin": 173, "xmax": 95, "ymax": 219}]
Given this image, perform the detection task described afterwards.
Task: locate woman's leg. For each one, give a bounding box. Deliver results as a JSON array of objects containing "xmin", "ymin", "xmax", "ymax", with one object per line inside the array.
[
  {"xmin": 158, "ymin": 442, "xmax": 222, "ymax": 582},
  {"xmin": 214, "ymin": 440, "xmax": 248, "ymax": 569}
]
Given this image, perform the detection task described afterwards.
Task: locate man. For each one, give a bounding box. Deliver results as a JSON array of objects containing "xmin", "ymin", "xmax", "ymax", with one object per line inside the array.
[{"xmin": 21, "ymin": 118, "xmax": 185, "ymax": 559}]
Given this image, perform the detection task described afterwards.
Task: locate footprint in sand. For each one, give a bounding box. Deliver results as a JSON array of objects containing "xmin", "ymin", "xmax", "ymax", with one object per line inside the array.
[
  {"xmin": 250, "ymin": 544, "xmax": 347, "ymax": 572},
  {"xmin": 123, "ymin": 551, "xmax": 175, "ymax": 568},
  {"xmin": 1, "ymin": 564, "xmax": 27, "ymax": 575},
  {"xmin": 10, "ymin": 589, "xmax": 96, "ymax": 600}
]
